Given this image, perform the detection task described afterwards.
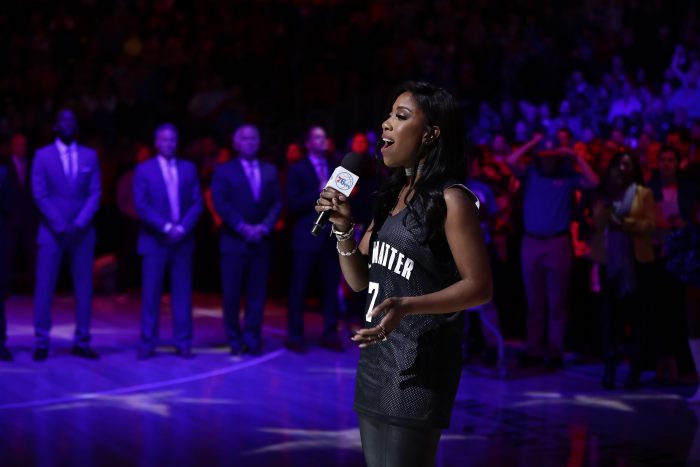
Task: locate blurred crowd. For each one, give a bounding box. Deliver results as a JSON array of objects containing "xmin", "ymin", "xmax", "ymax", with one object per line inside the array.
[{"xmin": 1, "ymin": 0, "xmax": 700, "ymax": 385}]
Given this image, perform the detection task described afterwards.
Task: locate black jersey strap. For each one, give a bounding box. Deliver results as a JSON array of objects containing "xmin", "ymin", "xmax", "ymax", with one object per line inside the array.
[{"xmin": 445, "ymin": 183, "xmax": 480, "ymax": 211}]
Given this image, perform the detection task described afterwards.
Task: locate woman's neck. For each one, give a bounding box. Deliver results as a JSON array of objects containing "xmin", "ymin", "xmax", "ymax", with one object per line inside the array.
[
  {"xmin": 404, "ymin": 160, "xmax": 425, "ymax": 186},
  {"xmin": 609, "ymin": 180, "xmax": 632, "ymax": 199}
]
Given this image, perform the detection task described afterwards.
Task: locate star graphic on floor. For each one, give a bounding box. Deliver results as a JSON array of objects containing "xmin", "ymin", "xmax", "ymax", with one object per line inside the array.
[{"xmin": 39, "ymin": 390, "xmax": 239, "ymax": 417}]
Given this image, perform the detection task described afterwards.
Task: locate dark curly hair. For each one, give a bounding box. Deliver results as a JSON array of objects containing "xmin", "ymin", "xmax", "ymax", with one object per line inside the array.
[
  {"xmin": 599, "ymin": 150, "xmax": 645, "ymax": 197},
  {"xmin": 371, "ymin": 81, "xmax": 466, "ymax": 245}
]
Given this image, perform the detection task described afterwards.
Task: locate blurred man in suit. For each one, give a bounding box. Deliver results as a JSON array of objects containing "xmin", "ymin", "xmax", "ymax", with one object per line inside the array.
[
  {"xmin": 285, "ymin": 125, "xmax": 343, "ymax": 353},
  {"xmin": 4, "ymin": 133, "xmax": 39, "ymax": 294},
  {"xmin": 0, "ymin": 165, "xmax": 12, "ymax": 361},
  {"xmin": 31, "ymin": 109, "xmax": 101, "ymax": 361},
  {"xmin": 133, "ymin": 124, "xmax": 203, "ymax": 359},
  {"xmin": 212, "ymin": 124, "xmax": 282, "ymax": 355}
]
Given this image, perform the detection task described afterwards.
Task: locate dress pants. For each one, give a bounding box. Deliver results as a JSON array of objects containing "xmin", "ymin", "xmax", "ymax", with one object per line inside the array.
[
  {"xmin": 221, "ymin": 241, "xmax": 271, "ymax": 348},
  {"xmin": 140, "ymin": 248, "xmax": 193, "ymax": 351},
  {"xmin": 521, "ymin": 234, "xmax": 573, "ymax": 358},
  {"xmin": 34, "ymin": 235, "xmax": 94, "ymax": 349},
  {"xmin": 600, "ymin": 263, "xmax": 653, "ymax": 368},
  {"xmin": 287, "ymin": 247, "xmax": 340, "ymax": 339}
]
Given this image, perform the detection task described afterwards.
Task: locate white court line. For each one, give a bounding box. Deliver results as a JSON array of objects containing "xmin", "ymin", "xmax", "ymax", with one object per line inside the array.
[{"xmin": 0, "ymin": 349, "xmax": 285, "ymax": 410}]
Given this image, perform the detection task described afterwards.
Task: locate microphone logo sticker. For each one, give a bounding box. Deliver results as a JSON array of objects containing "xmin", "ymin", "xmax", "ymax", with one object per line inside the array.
[
  {"xmin": 324, "ymin": 166, "xmax": 359, "ymax": 196},
  {"xmin": 334, "ymin": 172, "xmax": 354, "ymax": 191}
]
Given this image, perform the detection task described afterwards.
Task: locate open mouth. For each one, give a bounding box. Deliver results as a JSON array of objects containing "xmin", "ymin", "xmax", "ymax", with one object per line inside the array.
[{"xmin": 380, "ymin": 138, "xmax": 395, "ymax": 151}]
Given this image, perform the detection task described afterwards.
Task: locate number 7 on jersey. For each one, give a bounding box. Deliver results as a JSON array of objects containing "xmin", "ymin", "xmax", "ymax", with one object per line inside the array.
[{"xmin": 366, "ymin": 281, "xmax": 379, "ymax": 322}]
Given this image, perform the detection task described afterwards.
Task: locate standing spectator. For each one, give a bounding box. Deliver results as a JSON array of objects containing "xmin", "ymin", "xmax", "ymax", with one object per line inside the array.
[
  {"xmin": 285, "ymin": 126, "xmax": 344, "ymax": 353},
  {"xmin": 212, "ymin": 124, "xmax": 282, "ymax": 355},
  {"xmin": 31, "ymin": 109, "xmax": 102, "ymax": 362},
  {"xmin": 133, "ymin": 124, "xmax": 203, "ymax": 359},
  {"xmin": 507, "ymin": 132, "xmax": 599, "ymax": 368},
  {"xmin": 591, "ymin": 151, "xmax": 656, "ymax": 389},
  {"xmin": 3, "ymin": 133, "xmax": 38, "ymax": 294},
  {"xmin": 649, "ymin": 146, "xmax": 700, "ymax": 381}
]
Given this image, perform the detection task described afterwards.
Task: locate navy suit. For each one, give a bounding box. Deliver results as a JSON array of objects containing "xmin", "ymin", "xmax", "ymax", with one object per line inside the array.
[
  {"xmin": 286, "ymin": 157, "xmax": 340, "ymax": 339},
  {"xmin": 31, "ymin": 142, "xmax": 101, "ymax": 349},
  {"xmin": 0, "ymin": 166, "xmax": 10, "ymax": 343},
  {"xmin": 211, "ymin": 158, "xmax": 282, "ymax": 350},
  {"xmin": 133, "ymin": 157, "xmax": 203, "ymax": 351}
]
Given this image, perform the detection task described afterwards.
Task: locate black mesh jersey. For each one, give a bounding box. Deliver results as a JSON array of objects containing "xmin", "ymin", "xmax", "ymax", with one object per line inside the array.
[{"xmin": 354, "ymin": 183, "xmax": 479, "ymax": 429}]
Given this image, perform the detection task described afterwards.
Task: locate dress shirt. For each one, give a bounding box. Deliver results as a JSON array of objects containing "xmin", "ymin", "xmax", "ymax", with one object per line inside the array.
[
  {"xmin": 157, "ymin": 155, "xmax": 180, "ymax": 223},
  {"xmin": 240, "ymin": 158, "xmax": 261, "ymax": 201},
  {"xmin": 55, "ymin": 139, "xmax": 78, "ymax": 183}
]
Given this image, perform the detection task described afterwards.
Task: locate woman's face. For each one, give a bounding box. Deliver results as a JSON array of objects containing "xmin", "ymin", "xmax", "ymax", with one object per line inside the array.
[
  {"xmin": 614, "ymin": 154, "xmax": 635, "ymax": 186},
  {"xmin": 380, "ymin": 91, "xmax": 429, "ymax": 168}
]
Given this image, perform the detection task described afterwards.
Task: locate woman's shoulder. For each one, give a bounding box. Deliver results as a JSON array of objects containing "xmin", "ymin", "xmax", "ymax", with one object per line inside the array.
[
  {"xmin": 636, "ymin": 185, "xmax": 654, "ymax": 198},
  {"xmin": 442, "ymin": 181, "xmax": 480, "ymax": 210}
]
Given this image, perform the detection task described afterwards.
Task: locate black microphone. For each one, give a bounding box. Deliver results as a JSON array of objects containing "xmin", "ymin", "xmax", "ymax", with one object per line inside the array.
[{"xmin": 311, "ymin": 152, "xmax": 364, "ymax": 236}]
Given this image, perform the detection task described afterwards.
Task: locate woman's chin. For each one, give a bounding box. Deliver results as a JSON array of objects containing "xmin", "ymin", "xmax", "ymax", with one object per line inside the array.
[{"xmin": 381, "ymin": 154, "xmax": 400, "ymax": 168}]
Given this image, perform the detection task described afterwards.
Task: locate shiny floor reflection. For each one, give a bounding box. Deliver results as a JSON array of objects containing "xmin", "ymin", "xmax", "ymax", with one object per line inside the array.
[{"xmin": 0, "ymin": 295, "xmax": 697, "ymax": 466}]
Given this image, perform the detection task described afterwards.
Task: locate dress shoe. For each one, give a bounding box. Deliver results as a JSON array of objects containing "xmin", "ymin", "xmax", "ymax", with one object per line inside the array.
[
  {"xmin": 72, "ymin": 346, "xmax": 100, "ymax": 360},
  {"xmin": 244, "ymin": 341, "xmax": 263, "ymax": 356},
  {"xmin": 0, "ymin": 345, "xmax": 13, "ymax": 362},
  {"xmin": 33, "ymin": 348, "xmax": 49, "ymax": 362},
  {"xmin": 284, "ymin": 337, "xmax": 308, "ymax": 354},
  {"xmin": 137, "ymin": 347, "xmax": 155, "ymax": 360},
  {"xmin": 175, "ymin": 347, "xmax": 194, "ymax": 359},
  {"xmin": 320, "ymin": 334, "xmax": 345, "ymax": 352},
  {"xmin": 230, "ymin": 341, "xmax": 244, "ymax": 356}
]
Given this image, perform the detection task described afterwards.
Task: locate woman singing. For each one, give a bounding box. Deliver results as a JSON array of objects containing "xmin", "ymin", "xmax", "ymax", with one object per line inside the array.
[{"xmin": 315, "ymin": 82, "xmax": 493, "ymax": 467}]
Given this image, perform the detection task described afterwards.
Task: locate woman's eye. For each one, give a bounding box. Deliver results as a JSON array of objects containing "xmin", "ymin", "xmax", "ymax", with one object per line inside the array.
[{"xmin": 397, "ymin": 114, "xmax": 408, "ymax": 120}]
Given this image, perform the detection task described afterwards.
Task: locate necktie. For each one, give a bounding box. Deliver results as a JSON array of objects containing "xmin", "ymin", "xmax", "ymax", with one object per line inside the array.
[
  {"xmin": 315, "ymin": 158, "xmax": 328, "ymax": 190},
  {"xmin": 248, "ymin": 160, "xmax": 261, "ymax": 201},
  {"xmin": 62, "ymin": 146, "xmax": 76, "ymax": 183},
  {"xmin": 164, "ymin": 160, "xmax": 180, "ymax": 222},
  {"xmin": 69, "ymin": 147, "xmax": 77, "ymax": 182}
]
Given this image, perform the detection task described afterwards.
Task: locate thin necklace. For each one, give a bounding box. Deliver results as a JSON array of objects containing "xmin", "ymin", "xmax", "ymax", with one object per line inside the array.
[{"xmin": 390, "ymin": 184, "xmax": 411, "ymax": 216}]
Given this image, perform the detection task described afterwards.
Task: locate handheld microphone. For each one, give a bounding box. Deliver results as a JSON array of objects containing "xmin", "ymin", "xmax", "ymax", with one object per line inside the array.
[{"xmin": 311, "ymin": 152, "xmax": 363, "ymax": 236}]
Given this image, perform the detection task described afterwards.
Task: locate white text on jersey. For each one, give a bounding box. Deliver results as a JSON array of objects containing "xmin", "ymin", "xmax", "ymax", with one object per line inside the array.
[{"xmin": 370, "ymin": 241, "xmax": 414, "ymax": 281}]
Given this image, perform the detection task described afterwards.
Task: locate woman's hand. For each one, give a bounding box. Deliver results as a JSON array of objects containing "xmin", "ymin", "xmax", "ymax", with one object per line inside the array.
[
  {"xmin": 315, "ymin": 187, "xmax": 353, "ymax": 231},
  {"xmin": 351, "ymin": 297, "xmax": 411, "ymax": 348}
]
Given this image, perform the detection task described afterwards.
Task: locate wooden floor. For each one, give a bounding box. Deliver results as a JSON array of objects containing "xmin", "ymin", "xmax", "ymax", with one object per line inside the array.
[{"xmin": 0, "ymin": 294, "xmax": 698, "ymax": 467}]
